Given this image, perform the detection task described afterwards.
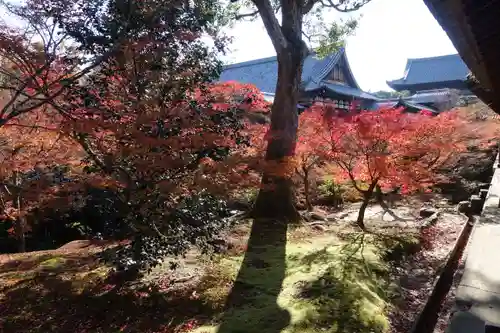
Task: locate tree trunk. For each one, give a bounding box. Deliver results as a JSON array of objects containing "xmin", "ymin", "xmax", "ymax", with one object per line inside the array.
[
  {"xmin": 356, "ymin": 198, "xmax": 369, "ymax": 231},
  {"xmin": 252, "ymin": 1, "xmax": 306, "ymax": 222},
  {"xmin": 14, "ymin": 215, "xmax": 26, "ymax": 253},
  {"xmin": 304, "ymin": 169, "xmax": 312, "ymax": 211},
  {"xmin": 12, "ymin": 172, "xmax": 25, "ymax": 252},
  {"xmin": 356, "ymin": 181, "xmax": 377, "ymax": 231},
  {"xmin": 375, "ymin": 185, "xmax": 383, "ymax": 204}
]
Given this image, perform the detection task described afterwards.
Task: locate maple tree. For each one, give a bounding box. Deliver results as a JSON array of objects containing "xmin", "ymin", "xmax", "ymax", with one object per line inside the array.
[
  {"xmin": 0, "ymin": 110, "xmax": 83, "ymax": 252},
  {"xmin": 294, "ymin": 110, "xmax": 329, "ymax": 210},
  {"xmin": 302, "ymin": 106, "xmax": 469, "ymax": 229},
  {"xmin": 0, "ymin": 0, "xmax": 270, "ymax": 263},
  {"xmin": 0, "ymin": 0, "xmax": 229, "ymax": 127},
  {"xmin": 55, "ymin": 60, "xmax": 266, "ymax": 269}
]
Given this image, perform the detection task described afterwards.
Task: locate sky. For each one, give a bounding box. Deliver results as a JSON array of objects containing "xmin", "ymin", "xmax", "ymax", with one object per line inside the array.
[{"xmin": 221, "ymin": 0, "xmax": 458, "ymax": 92}]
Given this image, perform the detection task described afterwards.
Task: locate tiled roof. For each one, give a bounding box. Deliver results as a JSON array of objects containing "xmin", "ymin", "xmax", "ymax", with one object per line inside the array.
[
  {"xmin": 304, "ymin": 81, "xmax": 379, "ymax": 100},
  {"xmin": 387, "ymin": 54, "xmax": 470, "ymax": 87},
  {"xmin": 219, "ymin": 48, "xmax": 360, "ymax": 95},
  {"xmin": 408, "ymin": 89, "xmax": 459, "ymax": 104},
  {"xmin": 372, "ymin": 100, "xmax": 438, "ymax": 114},
  {"xmin": 400, "ymin": 100, "xmax": 438, "ymax": 114}
]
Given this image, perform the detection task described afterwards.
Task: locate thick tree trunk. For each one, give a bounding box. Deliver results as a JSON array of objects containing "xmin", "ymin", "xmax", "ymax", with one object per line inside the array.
[
  {"xmin": 252, "ymin": 1, "xmax": 306, "ymax": 221},
  {"xmin": 251, "ymin": 54, "xmax": 303, "ymax": 220}
]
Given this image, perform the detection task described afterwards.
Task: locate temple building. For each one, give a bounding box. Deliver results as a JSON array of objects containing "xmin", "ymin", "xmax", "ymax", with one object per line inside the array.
[
  {"xmin": 387, "ymin": 54, "xmax": 471, "ymax": 94},
  {"xmin": 219, "ymin": 48, "xmax": 379, "ymax": 111},
  {"xmin": 386, "ymin": 54, "xmax": 478, "ymax": 112}
]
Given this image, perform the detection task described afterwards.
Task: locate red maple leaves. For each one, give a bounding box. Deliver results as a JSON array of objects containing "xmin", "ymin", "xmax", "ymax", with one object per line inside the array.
[
  {"xmin": 284, "ymin": 105, "xmax": 474, "ymax": 226},
  {"xmin": 299, "ymin": 106, "xmax": 466, "ymax": 195}
]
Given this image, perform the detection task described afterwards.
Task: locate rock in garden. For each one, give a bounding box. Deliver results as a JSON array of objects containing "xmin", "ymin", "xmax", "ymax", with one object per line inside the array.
[
  {"xmin": 209, "ymin": 238, "xmax": 229, "ymax": 253},
  {"xmin": 301, "ymin": 212, "xmax": 312, "ymax": 222},
  {"xmin": 325, "ymin": 214, "xmax": 337, "ymax": 222},
  {"xmin": 457, "ymin": 201, "xmax": 470, "ymax": 213},
  {"xmin": 296, "ymin": 201, "xmax": 307, "ymax": 210},
  {"xmin": 438, "ymin": 199, "xmax": 452, "ymax": 207},
  {"xmin": 302, "ymin": 209, "xmax": 328, "ymax": 221},
  {"xmin": 421, "ymin": 212, "xmax": 440, "ymax": 228},
  {"xmin": 312, "ymin": 224, "xmax": 327, "ymax": 232},
  {"xmin": 419, "ymin": 207, "xmax": 437, "ymax": 218},
  {"xmin": 337, "ymin": 212, "xmax": 349, "ymax": 219}
]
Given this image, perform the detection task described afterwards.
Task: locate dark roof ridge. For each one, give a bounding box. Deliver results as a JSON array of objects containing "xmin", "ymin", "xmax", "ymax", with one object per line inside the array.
[
  {"xmin": 406, "ymin": 53, "xmax": 461, "ymax": 62},
  {"xmin": 222, "ymin": 49, "xmax": 335, "ymax": 71},
  {"xmin": 223, "ymin": 55, "xmax": 278, "ymax": 70}
]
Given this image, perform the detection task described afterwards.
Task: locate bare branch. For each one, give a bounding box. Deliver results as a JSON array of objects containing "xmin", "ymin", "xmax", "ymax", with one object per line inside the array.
[
  {"xmin": 235, "ymin": 10, "xmax": 259, "ymax": 19},
  {"xmin": 320, "ymin": 0, "xmax": 372, "ymax": 12},
  {"xmin": 302, "ymin": 29, "xmax": 314, "ymax": 43}
]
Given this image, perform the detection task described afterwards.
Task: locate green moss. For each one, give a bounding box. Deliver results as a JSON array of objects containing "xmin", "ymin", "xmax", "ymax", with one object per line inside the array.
[
  {"xmin": 192, "ymin": 232, "xmax": 394, "ymax": 333},
  {"xmin": 375, "ymin": 233, "xmax": 421, "ymax": 263},
  {"xmin": 38, "ymin": 257, "xmax": 67, "ymax": 269}
]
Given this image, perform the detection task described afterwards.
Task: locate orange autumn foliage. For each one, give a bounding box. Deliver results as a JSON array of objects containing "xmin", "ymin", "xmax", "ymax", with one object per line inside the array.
[
  {"xmin": 0, "ymin": 110, "xmax": 85, "ymax": 217},
  {"xmin": 28, "ymin": 72, "xmax": 271, "ymax": 234}
]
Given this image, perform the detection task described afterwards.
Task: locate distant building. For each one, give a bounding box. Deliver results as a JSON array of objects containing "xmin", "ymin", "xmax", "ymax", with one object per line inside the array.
[
  {"xmin": 219, "ymin": 48, "xmax": 379, "ymax": 111},
  {"xmin": 386, "ymin": 54, "xmax": 478, "ymax": 111},
  {"xmin": 387, "ymin": 54, "xmax": 471, "ymax": 95}
]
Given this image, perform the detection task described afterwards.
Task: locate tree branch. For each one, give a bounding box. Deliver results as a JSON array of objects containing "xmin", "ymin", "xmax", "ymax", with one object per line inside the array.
[
  {"xmin": 252, "ymin": 0, "xmax": 288, "ymax": 53},
  {"xmin": 320, "ymin": 0, "xmax": 371, "ymax": 12},
  {"xmin": 235, "ymin": 10, "xmax": 259, "ymax": 19},
  {"xmin": 303, "ymin": 0, "xmax": 317, "ymax": 14}
]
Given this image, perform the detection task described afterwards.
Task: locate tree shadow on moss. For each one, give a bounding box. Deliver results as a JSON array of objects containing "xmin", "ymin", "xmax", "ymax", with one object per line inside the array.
[
  {"xmin": 288, "ymin": 232, "xmax": 408, "ymax": 333},
  {"xmin": 216, "ymin": 218, "xmax": 291, "ymax": 333},
  {"xmin": 292, "ymin": 265, "xmax": 389, "ymax": 333}
]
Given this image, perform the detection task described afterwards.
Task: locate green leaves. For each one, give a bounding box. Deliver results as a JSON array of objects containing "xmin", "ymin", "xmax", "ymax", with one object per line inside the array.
[{"xmin": 308, "ymin": 17, "xmax": 359, "ymax": 58}]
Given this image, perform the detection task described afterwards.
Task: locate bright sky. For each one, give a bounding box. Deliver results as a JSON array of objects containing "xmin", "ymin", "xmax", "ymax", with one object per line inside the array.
[{"xmin": 222, "ymin": 0, "xmax": 458, "ymax": 92}]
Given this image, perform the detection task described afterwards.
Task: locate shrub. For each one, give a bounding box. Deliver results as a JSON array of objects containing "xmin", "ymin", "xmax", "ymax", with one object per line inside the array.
[
  {"xmin": 317, "ymin": 178, "xmax": 344, "ymax": 206},
  {"xmin": 318, "ymin": 179, "xmax": 366, "ymax": 204},
  {"xmin": 110, "ymin": 192, "xmax": 233, "ymax": 273}
]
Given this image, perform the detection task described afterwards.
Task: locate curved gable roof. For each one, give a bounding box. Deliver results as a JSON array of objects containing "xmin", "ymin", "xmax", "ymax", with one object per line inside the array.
[
  {"xmin": 219, "ymin": 48, "xmax": 359, "ymax": 94},
  {"xmin": 387, "ymin": 54, "xmax": 470, "ymax": 87}
]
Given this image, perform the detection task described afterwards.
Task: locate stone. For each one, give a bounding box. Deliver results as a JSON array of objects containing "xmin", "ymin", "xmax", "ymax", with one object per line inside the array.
[
  {"xmin": 311, "ymin": 208, "xmax": 329, "ymax": 220},
  {"xmin": 338, "ymin": 212, "xmax": 349, "ymax": 219},
  {"xmin": 438, "ymin": 199, "xmax": 451, "ymax": 207},
  {"xmin": 301, "ymin": 212, "xmax": 312, "ymax": 222},
  {"xmin": 210, "ymin": 238, "xmax": 229, "ymax": 253},
  {"xmin": 302, "ymin": 210, "xmax": 327, "ymax": 221},
  {"xmin": 470, "ymin": 194, "xmax": 484, "ymax": 215},
  {"xmin": 419, "ymin": 207, "xmax": 437, "ymax": 218},
  {"xmin": 421, "ymin": 212, "xmax": 440, "ymax": 228},
  {"xmin": 457, "ymin": 201, "xmax": 470, "ymax": 213},
  {"xmin": 447, "ymin": 311, "xmax": 486, "ymax": 333},
  {"xmin": 325, "ymin": 214, "xmax": 337, "ymax": 222},
  {"xmin": 479, "ymin": 182, "xmax": 491, "ymax": 190},
  {"xmin": 312, "ymin": 224, "xmax": 327, "ymax": 232}
]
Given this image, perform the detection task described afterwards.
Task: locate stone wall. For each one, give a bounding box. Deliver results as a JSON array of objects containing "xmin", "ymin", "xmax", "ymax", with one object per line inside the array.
[{"xmin": 446, "ymin": 152, "xmax": 500, "ymax": 332}]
